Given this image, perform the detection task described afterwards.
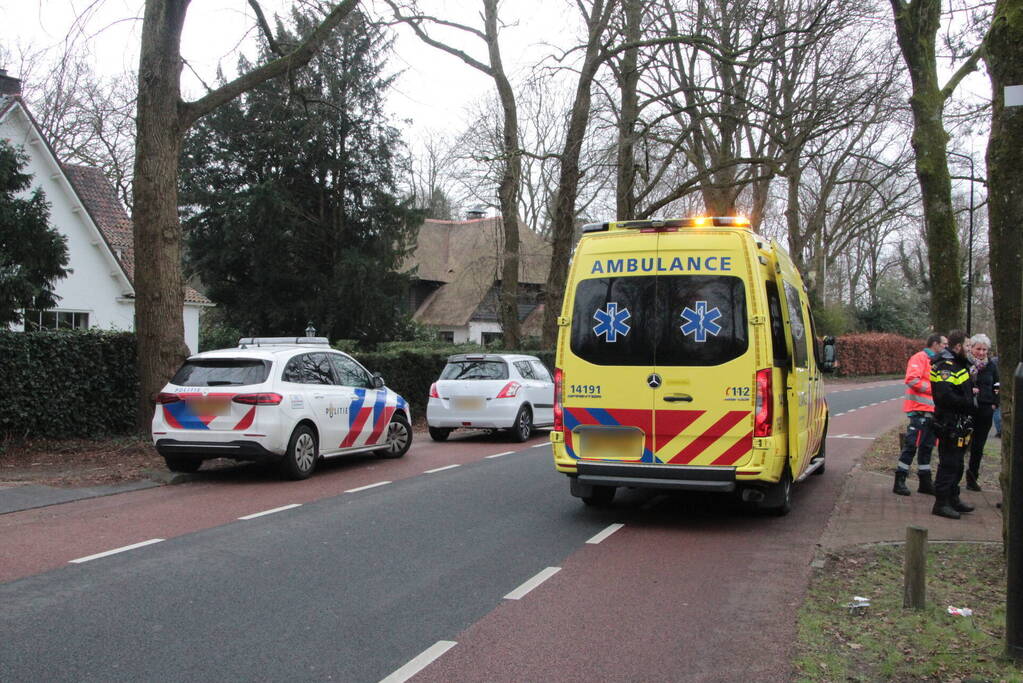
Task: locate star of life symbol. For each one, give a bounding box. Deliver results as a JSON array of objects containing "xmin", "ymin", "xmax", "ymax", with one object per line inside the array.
[
  {"xmin": 593, "ymin": 302, "xmax": 631, "ymax": 342},
  {"xmin": 680, "ymin": 301, "xmax": 723, "ymax": 342}
]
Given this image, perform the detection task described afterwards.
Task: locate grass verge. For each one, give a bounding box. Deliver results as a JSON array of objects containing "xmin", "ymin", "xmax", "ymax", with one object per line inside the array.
[{"xmin": 794, "ymin": 543, "xmax": 1021, "ymax": 682}]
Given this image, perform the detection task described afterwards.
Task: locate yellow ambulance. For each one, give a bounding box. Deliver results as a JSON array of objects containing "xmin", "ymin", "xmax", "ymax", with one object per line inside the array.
[{"xmin": 550, "ymin": 216, "xmax": 835, "ymax": 514}]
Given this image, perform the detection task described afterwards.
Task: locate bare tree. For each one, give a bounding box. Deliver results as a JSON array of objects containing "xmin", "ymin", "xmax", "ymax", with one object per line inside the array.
[
  {"xmin": 385, "ymin": 0, "xmax": 525, "ymax": 347},
  {"xmin": 132, "ymin": 0, "xmax": 359, "ymax": 428}
]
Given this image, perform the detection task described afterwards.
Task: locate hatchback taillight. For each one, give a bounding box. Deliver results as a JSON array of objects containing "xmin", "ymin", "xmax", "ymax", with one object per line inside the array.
[
  {"xmin": 155, "ymin": 392, "xmax": 180, "ymax": 404},
  {"xmin": 553, "ymin": 368, "xmax": 563, "ymax": 431},
  {"xmin": 495, "ymin": 381, "xmax": 521, "ymax": 398},
  {"xmin": 233, "ymin": 393, "xmax": 283, "ymax": 405},
  {"xmin": 429, "ymin": 382, "xmax": 440, "ymax": 399},
  {"xmin": 753, "ymin": 368, "xmax": 772, "ymax": 437}
]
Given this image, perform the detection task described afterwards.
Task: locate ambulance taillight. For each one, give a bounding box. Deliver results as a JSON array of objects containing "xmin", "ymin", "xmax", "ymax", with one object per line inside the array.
[
  {"xmin": 553, "ymin": 368, "xmax": 564, "ymax": 431},
  {"xmin": 753, "ymin": 368, "xmax": 772, "ymax": 437}
]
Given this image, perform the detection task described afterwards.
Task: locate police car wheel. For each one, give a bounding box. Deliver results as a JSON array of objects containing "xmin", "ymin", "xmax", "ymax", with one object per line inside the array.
[
  {"xmin": 761, "ymin": 468, "xmax": 792, "ymax": 516},
  {"xmin": 379, "ymin": 415, "xmax": 412, "ymax": 458},
  {"xmin": 582, "ymin": 485, "xmax": 616, "ymax": 507},
  {"xmin": 429, "ymin": 427, "xmax": 451, "ymax": 442},
  {"xmin": 511, "ymin": 406, "xmax": 533, "ymax": 442},
  {"xmin": 164, "ymin": 455, "xmax": 201, "ymax": 474},
  {"xmin": 281, "ymin": 425, "xmax": 318, "ymax": 480}
]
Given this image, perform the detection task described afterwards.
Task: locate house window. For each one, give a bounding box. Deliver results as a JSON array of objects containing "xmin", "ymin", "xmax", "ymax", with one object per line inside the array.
[
  {"xmin": 23, "ymin": 310, "xmax": 90, "ymax": 331},
  {"xmin": 437, "ymin": 331, "xmax": 454, "ymax": 343},
  {"xmin": 481, "ymin": 332, "xmax": 503, "ymax": 347}
]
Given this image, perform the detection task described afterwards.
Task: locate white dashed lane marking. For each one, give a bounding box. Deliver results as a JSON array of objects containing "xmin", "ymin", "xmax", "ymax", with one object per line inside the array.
[
  {"xmin": 424, "ymin": 464, "xmax": 460, "ymax": 474},
  {"xmin": 238, "ymin": 503, "xmax": 302, "ymax": 520},
  {"xmin": 345, "ymin": 481, "xmax": 391, "ymax": 493},
  {"xmin": 587, "ymin": 523, "xmax": 625, "ymax": 544},
  {"xmin": 380, "ymin": 640, "xmax": 457, "ymax": 683},
  {"xmin": 485, "ymin": 450, "xmax": 515, "ymax": 459},
  {"xmin": 70, "ymin": 539, "xmax": 164, "ymax": 564},
  {"xmin": 504, "ymin": 567, "xmax": 561, "ymax": 600}
]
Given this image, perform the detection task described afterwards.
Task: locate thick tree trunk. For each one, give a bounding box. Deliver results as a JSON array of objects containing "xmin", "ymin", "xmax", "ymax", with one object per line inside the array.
[
  {"xmin": 134, "ymin": 0, "xmax": 190, "ymax": 430},
  {"xmin": 541, "ymin": 1, "xmax": 612, "ymax": 347},
  {"xmin": 485, "ymin": 0, "xmax": 521, "ymax": 348},
  {"xmin": 890, "ymin": 0, "xmax": 963, "ymax": 332},
  {"xmin": 615, "ymin": 0, "xmax": 642, "ymax": 220},
  {"xmin": 983, "ymin": 0, "xmax": 1023, "ymax": 547}
]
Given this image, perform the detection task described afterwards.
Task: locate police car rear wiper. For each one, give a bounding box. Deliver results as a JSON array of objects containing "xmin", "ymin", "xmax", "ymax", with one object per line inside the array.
[{"xmin": 206, "ymin": 380, "xmax": 240, "ymax": 386}]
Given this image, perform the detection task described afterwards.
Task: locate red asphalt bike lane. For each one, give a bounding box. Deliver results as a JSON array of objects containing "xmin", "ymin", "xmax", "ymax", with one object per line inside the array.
[
  {"xmin": 0, "ymin": 432, "xmax": 550, "ymax": 584},
  {"xmin": 414, "ymin": 384, "xmax": 904, "ymax": 683}
]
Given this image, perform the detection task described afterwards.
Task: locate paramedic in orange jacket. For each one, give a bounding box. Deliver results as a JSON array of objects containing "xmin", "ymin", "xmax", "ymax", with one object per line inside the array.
[{"xmin": 893, "ymin": 333, "xmax": 947, "ymax": 496}]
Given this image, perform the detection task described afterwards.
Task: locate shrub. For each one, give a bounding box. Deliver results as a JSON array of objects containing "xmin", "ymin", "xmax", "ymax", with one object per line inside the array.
[
  {"xmin": 0, "ymin": 330, "xmax": 139, "ymax": 438},
  {"xmin": 833, "ymin": 332, "xmax": 921, "ymax": 377}
]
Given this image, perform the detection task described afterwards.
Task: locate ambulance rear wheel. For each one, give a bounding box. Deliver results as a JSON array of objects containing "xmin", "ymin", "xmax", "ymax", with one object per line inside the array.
[
  {"xmin": 582, "ymin": 485, "xmax": 616, "ymax": 508},
  {"xmin": 761, "ymin": 469, "xmax": 792, "ymax": 516}
]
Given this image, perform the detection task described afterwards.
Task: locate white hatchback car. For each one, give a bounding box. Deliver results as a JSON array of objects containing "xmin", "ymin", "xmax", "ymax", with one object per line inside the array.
[
  {"xmin": 151, "ymin": 337, "xmax": 412, "ymax": 479},
  {"xmin": 426, "ymin": 353, "xmax": 555, "ymax": 442}
]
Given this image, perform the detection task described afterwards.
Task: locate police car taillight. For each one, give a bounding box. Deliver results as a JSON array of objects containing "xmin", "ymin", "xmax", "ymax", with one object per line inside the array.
[
  {"xmin": 754, "ymin": 368, "xmax": 772, "ymax": 437},
  {"xmin": 495, "ymin": 381, "xmax": 521, "ymax": 399},
  {"xmin": 429, "ymin": 382, "xmax": 440, "ymax": 399},
  {"xmin": 233, "ymin": 393, "xmax": 283, "ymax": 405},
  {"xmin": 553, "ymin": 368, "xmax": 564, "ymax": 431},
  {"xmin": 155, "ymin": 392, "xmax": 180, "ymax": 404}
]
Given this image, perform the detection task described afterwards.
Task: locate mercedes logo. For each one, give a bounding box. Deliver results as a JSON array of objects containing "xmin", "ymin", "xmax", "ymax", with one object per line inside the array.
[{"xmin": 647, "ymin": 373, "xmax": 662, "ymax": 388}]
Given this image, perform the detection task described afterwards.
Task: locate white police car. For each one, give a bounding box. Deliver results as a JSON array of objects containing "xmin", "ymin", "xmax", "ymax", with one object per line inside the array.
[
  {"xmin": 426, "ymin": 353, "xmax": 555, "ymax": 442},
  {"xmin": 151, "ymin": 337, "xmax": 412, "ymax": 479}
]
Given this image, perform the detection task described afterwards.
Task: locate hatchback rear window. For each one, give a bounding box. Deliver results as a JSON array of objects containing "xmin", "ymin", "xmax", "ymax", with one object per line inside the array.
[
  {"xmin": 440, "ymin": 361, "xmax": 509, "ymax": 380},
  {"xmin": 171, "ymin": 359, "xmax": 271, "ymax": 386},
  {"xmin": 570, "ymin": 274, "xmax": 748, "ymax": 366}
]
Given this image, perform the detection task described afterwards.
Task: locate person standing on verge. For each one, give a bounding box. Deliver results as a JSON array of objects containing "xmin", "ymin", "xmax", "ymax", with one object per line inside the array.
[
  {"xmin": 965, "ymin": 334, "xmax": 999, "ymax": 491},
  {"xmin": 894, "ymin": 333, "xmax": 947, "ymax": 496},
  {"xmin": 931, "ymin": 330, "xmax": 978, "ymax": 519}
]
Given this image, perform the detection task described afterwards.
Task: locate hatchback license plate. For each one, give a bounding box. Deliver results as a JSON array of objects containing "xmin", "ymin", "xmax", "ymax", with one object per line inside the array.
[{"xmin": 452, "ymin": 397, "xmax": 485, "ymax": 411}]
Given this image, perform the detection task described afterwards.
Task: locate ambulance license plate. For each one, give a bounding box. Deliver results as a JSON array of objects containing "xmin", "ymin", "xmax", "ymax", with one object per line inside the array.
[
  {"xmin": 453, "ymin": 397, "xmax": 485, "ymax": 411},
  {"xmin": 579, "ymin": 430, "xmax": 642, "ymax": 460}
]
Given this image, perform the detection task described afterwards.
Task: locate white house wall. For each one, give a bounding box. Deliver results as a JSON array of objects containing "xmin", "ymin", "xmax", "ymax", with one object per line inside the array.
[{"xmin": 2, "ymin": 103, "xmax": 202, "ymax": 353}]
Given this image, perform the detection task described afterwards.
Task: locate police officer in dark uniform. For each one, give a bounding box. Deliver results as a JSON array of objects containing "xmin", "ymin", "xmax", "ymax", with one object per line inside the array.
[{"xmin": 930, "ymin": 330, "xmax": 978, "ymax": 519}]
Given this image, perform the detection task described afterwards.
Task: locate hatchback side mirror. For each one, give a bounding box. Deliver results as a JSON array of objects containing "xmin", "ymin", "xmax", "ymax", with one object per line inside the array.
[
  {"xmin": 371, "ymin": 373, "xmax": 385, "ymax": 389},
  {"xmin": 820, "ymin": 336, "xmax": 837, "ymax": 373}
]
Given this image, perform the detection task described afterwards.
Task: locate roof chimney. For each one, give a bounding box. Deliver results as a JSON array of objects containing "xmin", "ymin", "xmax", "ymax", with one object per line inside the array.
[
  {"xmin": 465, "ymin": 205, "xmax": 487, "ymax": 220},
  {"xmin": 0, "ymin": 69, "xmax": 22, "ymax": 96}
]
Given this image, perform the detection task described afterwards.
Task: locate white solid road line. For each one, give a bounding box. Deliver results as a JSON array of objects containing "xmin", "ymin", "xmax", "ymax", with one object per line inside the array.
[
  {"xmin": 485, "ymin": 450, "xmax": 515, "ymax": 459},
  {"xmin": 345, "ymin": 481, "xmax": 392, "ymax": 493},
  {"xmin": 586, "ymin": 523, "xmax": 625, "ymax": 544},
  {"xmin": 504, "ymin": 566, "xmax": 561, "ymax": 600},
  {"xmin": 238, "ymin": 503, "xmax": 302, "ymax": 521},
  {"xmin": 532, "ymin": 442, "xmax": 550, "ymax": 448},
  {"xmin": 70, "ymin": 538, "xmax": 164, "ymax": 564},
  {"xmin": 424, "ymin": 464, "xmax": 461, "ymax": 474},
  {"xmin": 379, "ymin": 640, "xmax": 457, "ymax": 683}
]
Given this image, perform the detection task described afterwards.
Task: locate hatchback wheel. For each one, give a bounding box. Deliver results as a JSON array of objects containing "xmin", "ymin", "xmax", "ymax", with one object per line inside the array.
[
  {"xmin": 164, "ymin": 455, "xmax": 201, "ymax": 474},
  {"xmin": 379, "ymin": 415, "xmax": 412, "ymax": 458},
  {"xmin": 281, "ymin": 425, "xmax": 318, "ymax": 480},
  {"xmin": 429, "ymin": 426, "xmax": 451, "ymax": 442},
  {"xmin": 510, "ymin": 405, "xmax": 533, "ymax": 442}
]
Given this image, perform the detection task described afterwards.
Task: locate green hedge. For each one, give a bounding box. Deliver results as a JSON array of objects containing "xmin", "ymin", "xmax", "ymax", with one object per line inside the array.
[
  {"xmin": 0, "ymin": 330, "xmax": 139, "ymax": 438},
  {"xmin": 351, "ymin": 348, "xmax": 555, "ymax": 417}
]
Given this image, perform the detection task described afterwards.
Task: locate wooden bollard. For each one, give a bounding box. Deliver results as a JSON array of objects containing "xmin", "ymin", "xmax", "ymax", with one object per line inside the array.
[{"xmin": 903, "ymin": 525, "xmax": 928, "ymax": 609}]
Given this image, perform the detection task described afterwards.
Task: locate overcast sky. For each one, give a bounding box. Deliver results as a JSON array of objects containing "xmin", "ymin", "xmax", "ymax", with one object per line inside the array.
[{"xmin": 2, "ymin": 0, "xmax": 574, "ymax": 141}]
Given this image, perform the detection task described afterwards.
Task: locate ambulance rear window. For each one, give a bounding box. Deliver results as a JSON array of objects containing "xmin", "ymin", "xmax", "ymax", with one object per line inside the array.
[
  {"xmin": 570, "ymin": 275, "xmax": 748, "ymax": 366},
  {"xmin": 171, "ymin": 359, "xmax": 271, "ymax": 386}
]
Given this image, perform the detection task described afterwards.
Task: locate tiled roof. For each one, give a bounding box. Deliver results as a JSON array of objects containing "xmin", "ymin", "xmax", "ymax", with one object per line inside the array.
[
  {"xmin": 62, "ymin": 164, "xmax": 212, "ymax": 305},
  {"xmin": 403, "ymin": 217, "xmax": 551, "ymax": 326}
]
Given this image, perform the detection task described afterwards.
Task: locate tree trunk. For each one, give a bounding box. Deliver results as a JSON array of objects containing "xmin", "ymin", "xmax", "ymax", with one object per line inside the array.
[
  {"xmin": 983, "ymin": 0, "xmax": 1023, "ymax": 546},
  {"xmin": 615, "ymin": 0, "xmax": 642, "ymax": 220},
  {"xmin": 889, "ymin": 0, "xmax": 964, "ymax": 332},
  {"xmin": 485, "ymin": 0, "xmax": 521, "ymax": 348},
  {"xmin": 542, "ymin": 0, "xmax": 613, "ymax": 347},
  {"xmin": 134, "ymin": 0, "xmax": 190, "ymax": 430}
]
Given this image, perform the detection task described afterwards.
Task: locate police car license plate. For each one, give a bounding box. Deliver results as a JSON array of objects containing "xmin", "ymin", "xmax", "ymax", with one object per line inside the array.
[
  {"xmin": 188, "ymin": 397, "xmax": 230, "ymax": 416},
  {"xmin": 453, "ymin": 397, "xmax": 485, "ymax": 411},
  {"xmin": 579, "ymin": 430, "xmax": 643, "ymax": 460}
]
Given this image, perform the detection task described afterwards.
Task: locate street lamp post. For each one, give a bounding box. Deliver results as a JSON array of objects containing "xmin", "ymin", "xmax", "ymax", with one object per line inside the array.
[{"xmin": 948, "ymin": 150, "xmax": 975, "ymax": 335}]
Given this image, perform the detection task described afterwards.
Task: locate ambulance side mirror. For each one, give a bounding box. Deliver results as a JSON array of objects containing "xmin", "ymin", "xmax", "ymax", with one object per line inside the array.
[{"xmin": 820, "ymin": 336, "xmax": 837, "ymax": 373}]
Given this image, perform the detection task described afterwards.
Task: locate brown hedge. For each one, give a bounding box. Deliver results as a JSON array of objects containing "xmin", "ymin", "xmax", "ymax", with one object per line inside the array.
[{"xmin": 833, "ymin": 332, "xmax": 922, "ymax": 377}]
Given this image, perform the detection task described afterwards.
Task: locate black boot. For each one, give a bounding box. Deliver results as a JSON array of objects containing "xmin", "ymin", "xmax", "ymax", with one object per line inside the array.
[
  {"xmin": 951, "ymin": 496, "xmax": 975, "ymax": 513},
  {"xmin": 917, "ymin": 470, "xmax": 934, "ymax": 495},
  {"xmin": 893, "ymin": 470, "xmax": 911, "ymax": 496},
  {"xmin": 932, "ymin": 497, "xmax": 961, "ymax": 519},
  {"xmin": 965, "ymin": 470, "xmax": 982, "ymax": 492}
]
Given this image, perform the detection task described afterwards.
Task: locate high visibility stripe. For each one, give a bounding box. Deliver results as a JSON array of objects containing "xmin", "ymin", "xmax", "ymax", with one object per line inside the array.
[
  {"xmin": 666, "ymin": 411, "xmax": 749, "ymax": 464},
  {"xmin": 907, "ymin": 377, "xmax": 923, "ymax": 387},
  {"xmin": 903, "ymin": 393, "xmax": 934, "ymax": 406},
  {"xmin": 710, "ymin": 429, "xmax": 753, "ymax": 466},
  {"xmin": 365, "ymin": 405, "xmax": 396, "ymax": 445},
  {"xmin": 654, "ymin": 410, "xmax": 703, "ymax": 451},
  {"xmin": 340, "ymin": 406, "xmax": 373, "ymax": 448},
  {"xmin": 233, "ymin": 406, "xmax": 256, "ymax": 431}
]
